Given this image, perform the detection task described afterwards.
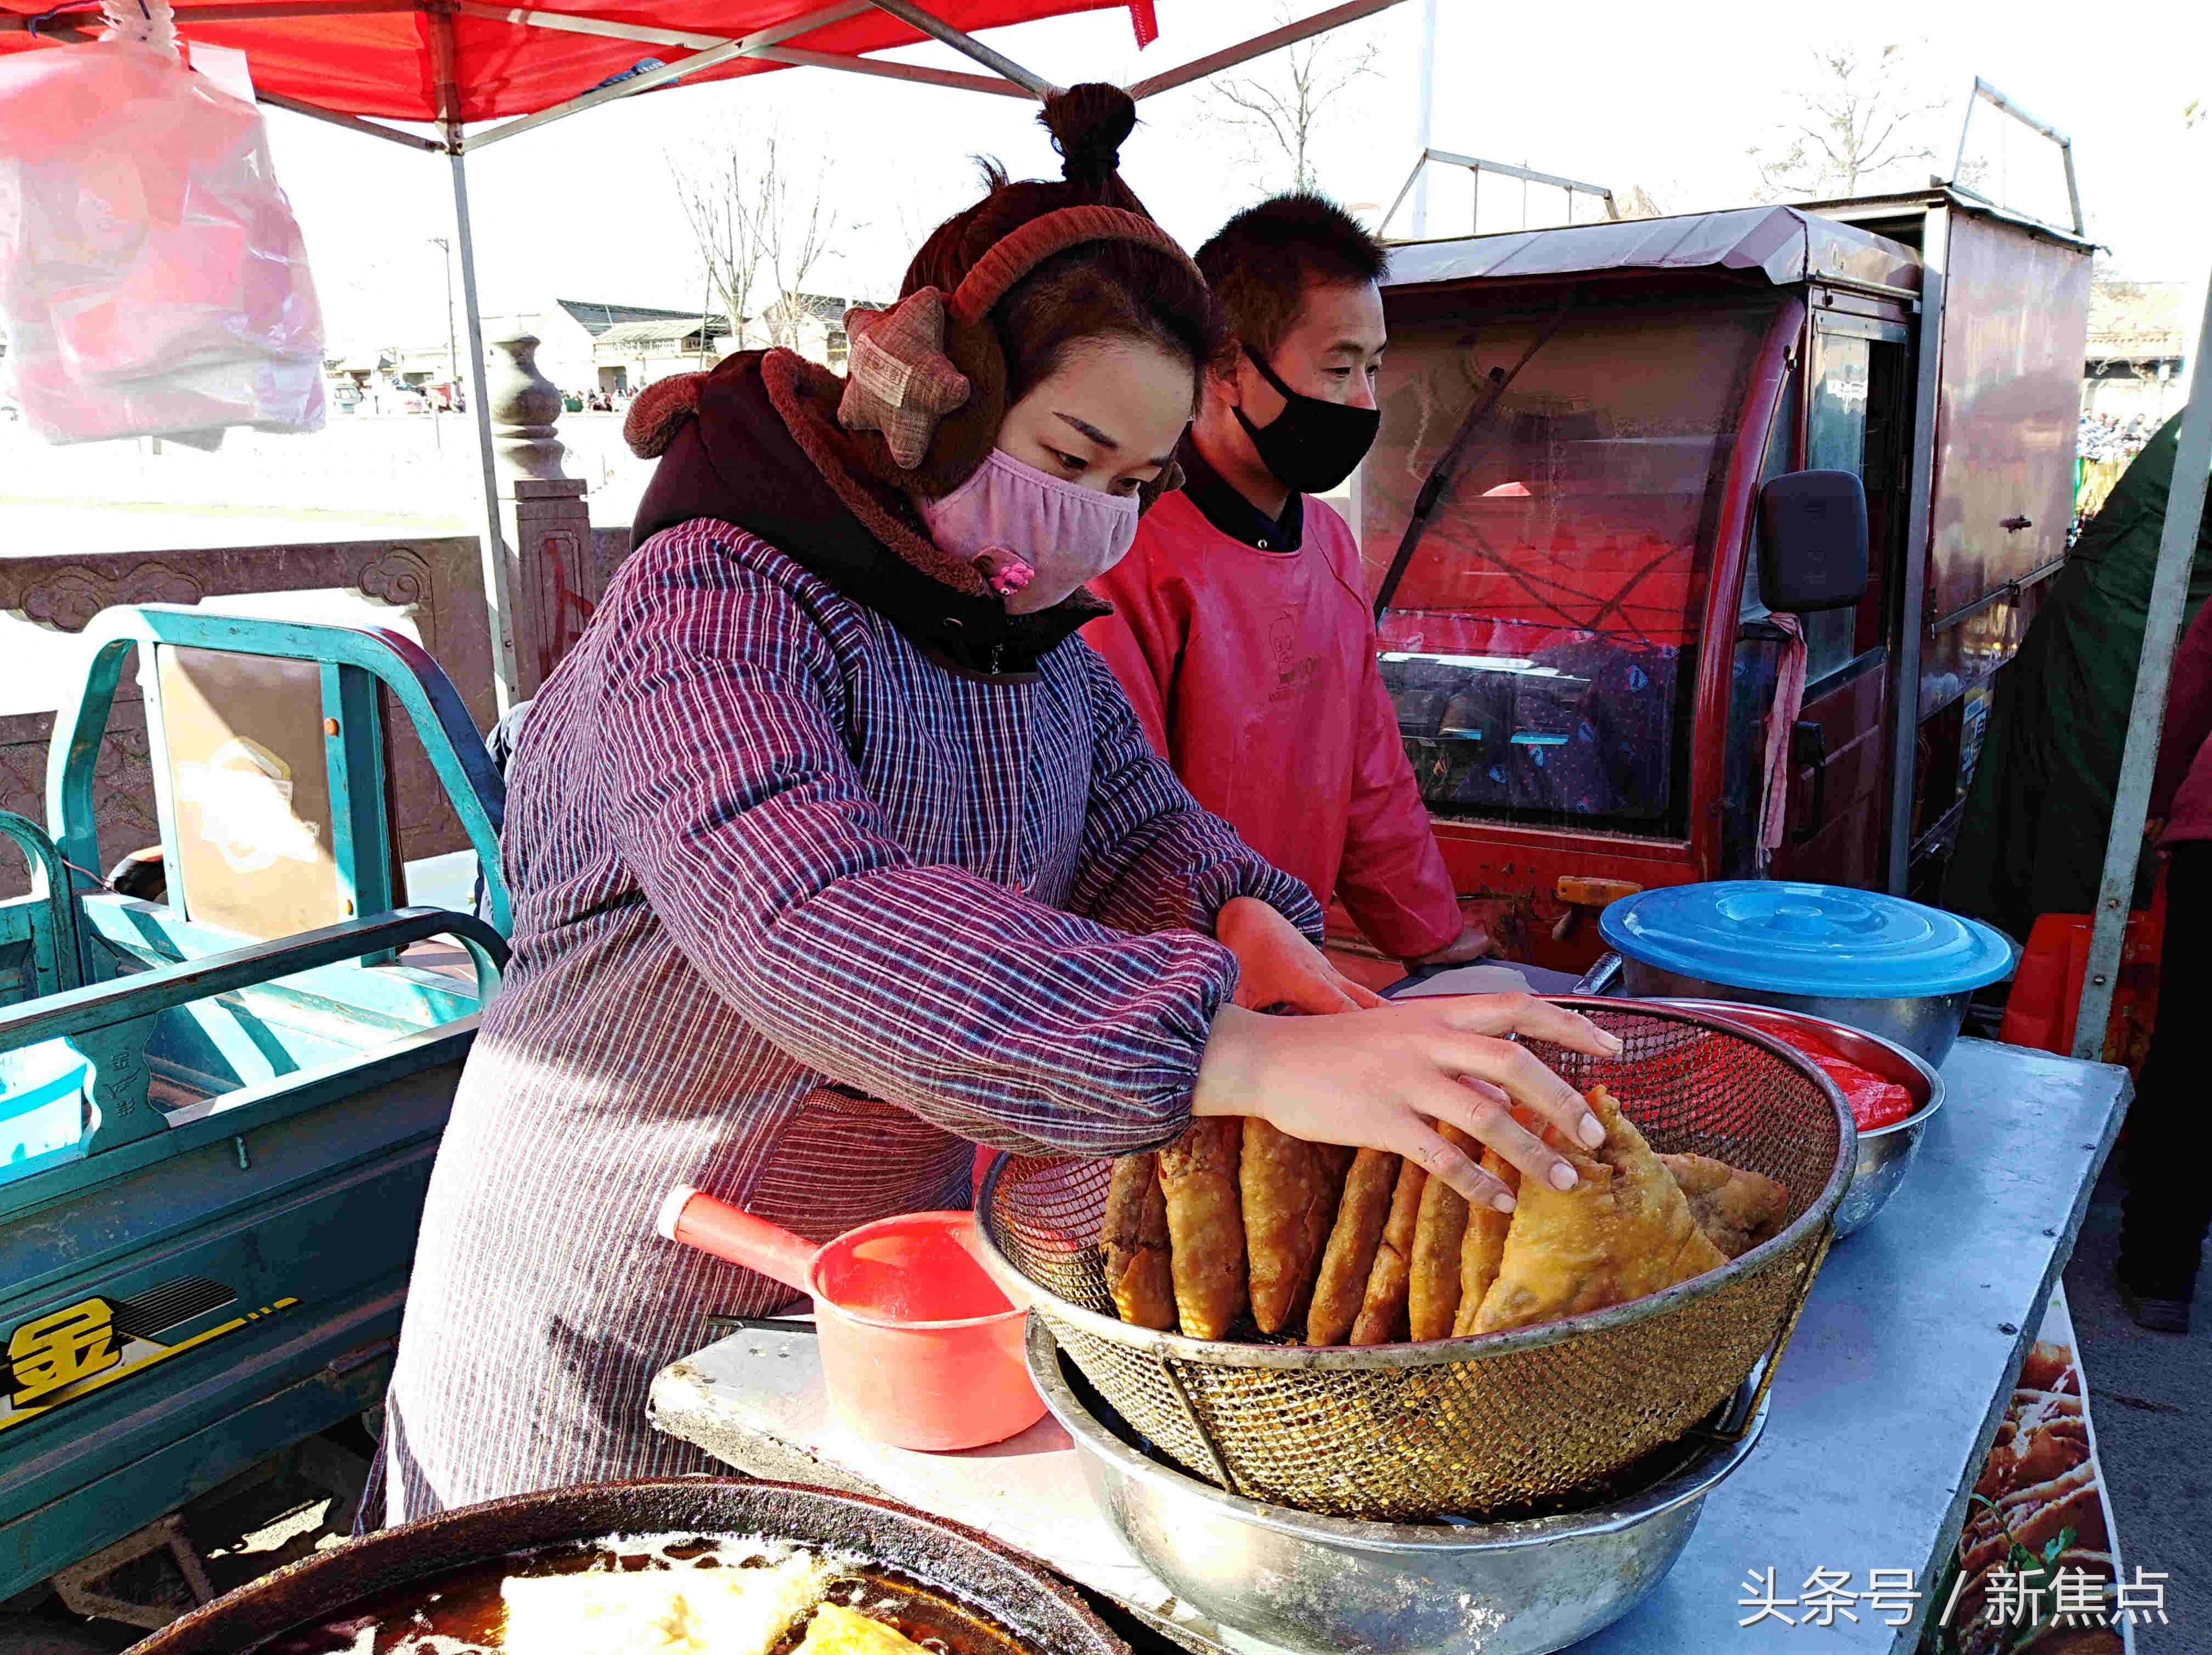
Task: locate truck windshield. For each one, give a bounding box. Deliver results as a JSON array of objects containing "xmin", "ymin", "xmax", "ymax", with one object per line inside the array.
[{"xmin": 1362, "ymin": 302, "xmax": 1778, "ymax": 838}]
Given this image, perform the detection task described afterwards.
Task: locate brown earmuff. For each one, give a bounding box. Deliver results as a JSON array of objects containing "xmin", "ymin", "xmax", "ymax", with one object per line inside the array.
[{"xmin": 836, "ymin": 205, "xmax": 1203, "ymax": 508}]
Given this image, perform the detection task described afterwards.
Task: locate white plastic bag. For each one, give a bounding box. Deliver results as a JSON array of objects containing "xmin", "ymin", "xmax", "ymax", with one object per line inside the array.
[{"xmin": 0, "ymin": 0, "xmax": 325, "ymax": 446}]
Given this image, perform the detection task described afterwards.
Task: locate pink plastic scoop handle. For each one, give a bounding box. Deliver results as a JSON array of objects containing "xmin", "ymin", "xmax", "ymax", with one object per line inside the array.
[{"xmin": 657, "ymin": 1185, "xmax": 817, "ymax": 1297}]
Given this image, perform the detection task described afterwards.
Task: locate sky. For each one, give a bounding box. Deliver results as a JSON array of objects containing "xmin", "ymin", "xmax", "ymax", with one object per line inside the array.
[{"xmin": 259, "ymin": 0, "xmax": 2212, "ymax": 357}]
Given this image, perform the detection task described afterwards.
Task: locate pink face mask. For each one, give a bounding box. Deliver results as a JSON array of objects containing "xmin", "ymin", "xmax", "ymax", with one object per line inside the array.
[{"xmin": 919, "ymin": 449, "xmax": 1141, "ymax": 615}]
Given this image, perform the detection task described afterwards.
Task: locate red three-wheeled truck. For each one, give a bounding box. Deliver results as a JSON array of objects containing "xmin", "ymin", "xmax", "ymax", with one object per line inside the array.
[{"xmin": 1331, "ymin": 183, "xmax": 2094, "ymax": 982}]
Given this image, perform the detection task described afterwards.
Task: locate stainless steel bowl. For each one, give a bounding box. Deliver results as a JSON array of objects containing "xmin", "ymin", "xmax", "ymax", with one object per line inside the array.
[
  {"xmin": 1653, "ymin": 999, "xmax": 1944, "ymax": 1237},
  {"xmin": 1028, "ymin": 1321, "xmax": 1767, "ymax": 1655},
  {"xmin": 1615, "ymin": 955, "xmax": 1975, "ymax": 1067}
]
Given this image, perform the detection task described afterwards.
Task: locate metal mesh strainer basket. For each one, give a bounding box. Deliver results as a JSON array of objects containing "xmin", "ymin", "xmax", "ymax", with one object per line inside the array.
[{"xmin": 975, "ymin": 998, "xmax": 1854, "ymax": 1521}]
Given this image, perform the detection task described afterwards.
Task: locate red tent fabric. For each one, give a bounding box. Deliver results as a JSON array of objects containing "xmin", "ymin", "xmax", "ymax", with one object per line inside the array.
[{"xmin": 0, "ymin": 1, "xmax": 1138, "ymax": 123}]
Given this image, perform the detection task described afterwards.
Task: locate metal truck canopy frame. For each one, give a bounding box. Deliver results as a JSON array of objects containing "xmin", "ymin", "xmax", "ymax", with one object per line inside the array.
[
  {"xmin": 1798, "ymin": 187, "xmax": 2097, "ymax": 893},
  {"xmin": 0, "ymin": 0, "xmax": 1406, "ymax": 707}
]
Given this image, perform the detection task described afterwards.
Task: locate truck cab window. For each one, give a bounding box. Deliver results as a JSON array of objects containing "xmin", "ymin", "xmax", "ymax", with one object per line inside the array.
[
  {"xmin": 1801, "ymin": 330, "xmax": 1873, "ymax": 681},
  {"xmin": 1795, "ymin": 322, "xmax": 1908, "ymax": 684},
  {"xmin": 1364, "ymin": 303, "xmax": 1778, "ymax": 839}
]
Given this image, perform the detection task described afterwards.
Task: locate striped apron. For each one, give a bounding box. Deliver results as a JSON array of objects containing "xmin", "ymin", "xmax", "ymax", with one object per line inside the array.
[{"xmin": 375, "ymin": 518, "xmax": 1318, "ymax": 1521}]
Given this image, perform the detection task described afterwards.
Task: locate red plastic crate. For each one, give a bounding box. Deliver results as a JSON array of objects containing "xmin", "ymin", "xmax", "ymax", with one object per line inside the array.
[{"xmin": 1999, "ymin": 861, "xmax": 2168, "ymax": 1072}]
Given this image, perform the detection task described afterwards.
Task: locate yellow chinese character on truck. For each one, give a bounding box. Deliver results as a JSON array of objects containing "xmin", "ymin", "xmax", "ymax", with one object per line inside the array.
[{"xmin": 8, "ymin": 1298, "xmax": 121, "ymax": 1408}]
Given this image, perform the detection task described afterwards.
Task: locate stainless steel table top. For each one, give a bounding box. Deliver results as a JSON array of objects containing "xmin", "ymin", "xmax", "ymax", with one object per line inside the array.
[
  {"xmin": 652, "ymin": 1037, "xmax": 2130, "ymax": 1654},
  {"xmin": 1576, "ymin": 1037, "xmax": 2129, "ymax": 1652}
]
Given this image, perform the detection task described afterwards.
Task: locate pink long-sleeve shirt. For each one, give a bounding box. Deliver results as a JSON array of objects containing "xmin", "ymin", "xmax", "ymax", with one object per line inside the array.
[{"xmin": 1084, "ymin": 484, "xmax": 1463, "ymax": 960}]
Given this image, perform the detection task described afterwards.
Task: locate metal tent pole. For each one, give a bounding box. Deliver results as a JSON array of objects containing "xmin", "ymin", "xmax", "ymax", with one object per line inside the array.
[
  {"xmin": 2070, "ymin": 265, "xmax": 2212, "ymax": 1061},
  {"xmin": 426, "ymin": 0, "xmax": 521, "ymax": 714},
  {"xmin": 863, "ymin": 0, "xmax": 1054, "ymax": 96},
  {"xmin": 449, "ymin": 147, "xmax": 522, "ymax": 714},
  {"xmin": 1409, "ymin": 0, "xmax": 1434, "ymax": 239},
  {"xmin": 1123, "ymin": 0, "xmax": 1403, "ymax": 101},
  {"xmin": 1887, "ymin": 204, "xmax": 1948, "ymax": 895}
]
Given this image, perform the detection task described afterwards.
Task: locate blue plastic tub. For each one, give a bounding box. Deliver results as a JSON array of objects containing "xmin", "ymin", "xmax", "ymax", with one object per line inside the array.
[{"xmin": 2, "ymin": 1039, "xmax": 92, "ymax": 1180}]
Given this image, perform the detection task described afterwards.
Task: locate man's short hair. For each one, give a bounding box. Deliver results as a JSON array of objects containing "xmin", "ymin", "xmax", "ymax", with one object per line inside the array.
[{"xmin": 1195, "ymin": 193, "xmax": 1389, "ymax": 361}]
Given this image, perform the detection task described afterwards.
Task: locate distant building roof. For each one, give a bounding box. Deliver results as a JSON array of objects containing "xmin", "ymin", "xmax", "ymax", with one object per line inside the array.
[
  {"xmin": 786, "ymin": 292, "xmax": 849, "ymax": 324},
  {"xmin": 594, "ymin": 317, "xmax": 729, "ymax": 350},
  {"xmin": 556, "ymin": 299, "xmax": 721, "ymax": 337}
]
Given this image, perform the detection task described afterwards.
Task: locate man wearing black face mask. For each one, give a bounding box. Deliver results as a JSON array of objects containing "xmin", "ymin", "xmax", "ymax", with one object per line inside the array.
[{"xmin": 1085, "ymin": 194, "xmax": 1488, "ymax": 982}]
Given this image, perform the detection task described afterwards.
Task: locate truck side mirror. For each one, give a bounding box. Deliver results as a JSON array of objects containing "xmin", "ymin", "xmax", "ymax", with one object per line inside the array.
[{"xmin": 1757, "ymin": 469, "xmax": 1869, "ymax": 612}]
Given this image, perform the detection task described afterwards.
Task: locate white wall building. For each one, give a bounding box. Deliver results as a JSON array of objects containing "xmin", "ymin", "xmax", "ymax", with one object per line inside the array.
[{"xmin": 2082, "ymin": 282, "xmax": 2188, "ymax": 425}]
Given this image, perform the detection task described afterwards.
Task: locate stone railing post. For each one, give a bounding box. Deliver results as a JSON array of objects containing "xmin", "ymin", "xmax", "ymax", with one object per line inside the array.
[{"xmin": 488, "ymin": 333, "xmax": 600, "ymax": 697}]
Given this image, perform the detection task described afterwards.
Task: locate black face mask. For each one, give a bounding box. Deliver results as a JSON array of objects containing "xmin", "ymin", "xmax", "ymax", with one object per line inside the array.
[{"xmin": 1233, "ymin": 345, "xmax": 1382, "ymax": 496}]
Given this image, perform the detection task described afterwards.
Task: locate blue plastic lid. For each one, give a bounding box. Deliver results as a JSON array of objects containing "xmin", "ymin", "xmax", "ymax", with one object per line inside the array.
[{"xmin": 1598, "ymin": 881, "xmax": 2016, "ymax": 998}]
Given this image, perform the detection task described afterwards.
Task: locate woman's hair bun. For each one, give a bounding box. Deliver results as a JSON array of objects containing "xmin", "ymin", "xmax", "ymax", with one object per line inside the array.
[{"xmin": 1040, "ymin": 82, "xmax": 1137, "ymax": 190}]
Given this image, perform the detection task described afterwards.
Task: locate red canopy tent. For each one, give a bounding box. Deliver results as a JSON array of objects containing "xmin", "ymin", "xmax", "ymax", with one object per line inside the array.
[
  {"xmin": 4, "ymin": 0, "xmax": 1398, "ymax": 699},
  {"xmin": 0, "ymin": 0, "xmax": 1412, "ymax": 132},
  {"xmin": 0, "ymin": 0, "xmax": 1403, "ymax": 700}
]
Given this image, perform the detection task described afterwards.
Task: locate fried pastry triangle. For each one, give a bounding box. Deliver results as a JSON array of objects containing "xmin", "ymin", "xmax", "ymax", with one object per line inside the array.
[
  {"xmin": 1472, "ymin": 1085, "xmax": 1728, "ymax": 1334},
  {"xmin": 1660, "ymin": 1152, "xmax": 1788, "ymax": 1261}
]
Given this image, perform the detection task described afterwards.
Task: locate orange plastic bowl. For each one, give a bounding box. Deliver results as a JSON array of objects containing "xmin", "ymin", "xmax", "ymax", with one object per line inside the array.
[{"xmin": 661, "ymin": 1190, "xmax": 1044, "ymax": 1452}]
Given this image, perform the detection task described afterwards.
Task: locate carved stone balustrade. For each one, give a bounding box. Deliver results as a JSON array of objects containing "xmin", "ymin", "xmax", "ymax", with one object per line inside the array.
[{"xmin": 487, "ymin": 334, "xmax": 600, "ymax": 695}]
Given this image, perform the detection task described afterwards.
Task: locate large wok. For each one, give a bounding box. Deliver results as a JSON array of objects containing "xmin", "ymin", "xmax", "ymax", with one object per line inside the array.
[{"xmin": 133, "ymin": 1479, "xmax": 1124, "ymax": 1655}]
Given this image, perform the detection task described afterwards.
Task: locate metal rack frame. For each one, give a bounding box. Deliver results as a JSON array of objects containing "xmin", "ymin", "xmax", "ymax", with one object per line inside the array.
[{"xmin": 1379, "ymin": 147, "xmax": 1619, "ymax": 242}]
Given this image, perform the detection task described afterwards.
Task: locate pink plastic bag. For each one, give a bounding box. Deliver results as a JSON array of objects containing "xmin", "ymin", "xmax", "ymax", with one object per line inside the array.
[{"xmin": 0, "ymin": 2, "xmax": 325, "ymax": 446}]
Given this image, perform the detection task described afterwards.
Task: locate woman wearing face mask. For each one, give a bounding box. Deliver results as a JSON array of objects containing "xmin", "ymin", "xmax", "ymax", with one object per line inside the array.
[{"xmin": 371, "ymin": 86, "xmax": 1617, "ymax": 1524}]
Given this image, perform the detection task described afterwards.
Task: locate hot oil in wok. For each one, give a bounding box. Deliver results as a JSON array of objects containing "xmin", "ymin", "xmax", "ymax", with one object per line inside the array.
[{"xmin": 253, "ymin": 1536, "xmax": 1035, "ymax": 1655}]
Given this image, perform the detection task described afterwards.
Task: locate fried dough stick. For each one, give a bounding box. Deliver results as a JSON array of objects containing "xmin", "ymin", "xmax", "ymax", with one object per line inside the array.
[
  {"xmin": 1350, "ymin": 1158, "xmax": 1428, "ymax": 1346},
  {"xmin": 1242, "ymin": 1119, "xmax": 1325, "ymax": 1335},
  {"xmin": 1472, "ymin": 1085, "xmax": 1727, "ymax": 1335},
  {"xmin": 1304, "ymin": 1149, "xmax": 1398, "ymax": 1346},
  {"xmin": 1288, "ymin": 1145, "xmax": 1355, "ymax": 1328},
  {"xmin": 1156, "ymin": 1118, "xmax": 1247, "ymax": 1339},
  {"xmin": 1452, "ymin": 1149, "xmax": 1519, "ymax": 1336},
  {"xmin": 1100, "ymin": 1153, "xmax": 1175, "ymax": 1330},
  {"xmin": 1408, "ymin": 1123, "xmax": 1479, "ymax": 1341}
]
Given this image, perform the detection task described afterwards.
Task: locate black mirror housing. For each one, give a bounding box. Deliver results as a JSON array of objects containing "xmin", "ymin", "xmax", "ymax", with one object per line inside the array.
[{"xmin": 1757, "ymin": 469, "xmax": 1870, "ymax": 613}]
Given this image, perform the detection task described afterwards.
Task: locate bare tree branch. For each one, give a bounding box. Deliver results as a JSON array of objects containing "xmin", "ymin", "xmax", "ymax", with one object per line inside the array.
[
  {"xmin": 755, "ymin": 134, "xmax": 840, "ymax": 350},
  {"xmin": 1750, "ymin": 41, "xmax": 1945, "ymax": 202},
  {"xmin": 1616, "ymin": 183, "xmax": 1667, "ymax": 221},
  {"xmin": 668, "ymin": 129, "xmax": 840, "ymax": 357},
  {"xmin": 1200, "ymin": 1, "xmax": 1379, "ymax": 193},
  {"xmin": 670, "ymin": 142, "xmax": 767, "ymax": 350}
]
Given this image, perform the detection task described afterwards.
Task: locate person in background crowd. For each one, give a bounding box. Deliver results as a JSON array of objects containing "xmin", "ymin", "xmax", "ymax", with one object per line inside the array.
[
  {"xmin": 2120, "ymin": 592, "xmax": 2212, "ymax": 1332},
  {"xmin": 1084, "ymin": 195, "xmax": 1487, "ymax": 987},
  {"xmin": 1948, "ymin": 410, "xmax": 2212, "ymax": 943}
]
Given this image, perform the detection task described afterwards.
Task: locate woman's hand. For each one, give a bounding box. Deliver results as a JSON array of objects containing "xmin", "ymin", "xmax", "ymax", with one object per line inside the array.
[
  {"xmin": 1192, "ymin": 994, "xmax": 1622, "ymax": 1212},
  {"xmin": 1216, "ymin": 894, "xmax": 1383, "ymax": 1015}
]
